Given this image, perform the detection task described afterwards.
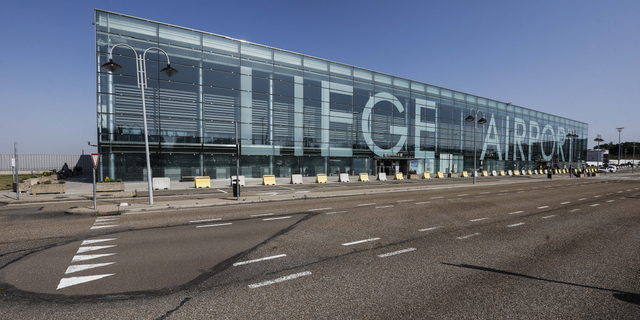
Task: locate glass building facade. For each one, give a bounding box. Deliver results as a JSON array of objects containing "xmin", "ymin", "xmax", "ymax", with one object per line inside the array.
[{"xmin": 96, "ymin": 10, "xmax": 588, "ymax": 181}]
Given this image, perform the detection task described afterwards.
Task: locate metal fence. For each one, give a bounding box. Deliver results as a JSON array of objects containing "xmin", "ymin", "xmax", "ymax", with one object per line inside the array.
[{"xmin": 0, "ymin": 154, "xmax": 92, "ymax": 174}]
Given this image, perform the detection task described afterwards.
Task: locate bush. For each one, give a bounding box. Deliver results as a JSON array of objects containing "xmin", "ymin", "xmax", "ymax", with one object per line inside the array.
[
  {"xmin": 116, "ymin": 178, "xmax": 123, "ymax": 182},
  {"xmin": 44, "ymin": 180, "xmax": 52, "ymax": 184},
  {"xmin": 43, "ymin": 172, "xmax": 48, "ymax": 176},
  {"xmin": 58, "ymin": 181, "xmax": 65, "ymax": 184},
  {"xmin": 31, "ymin": 174, "xmax": 38, "ymax": 178},
  {"xmin": 105, "ymin": 176, "xmax": 111, "ymax": 183},
  {"xmin": 409, "ymin": 170, "xmax": 417, "ymax": 174}
]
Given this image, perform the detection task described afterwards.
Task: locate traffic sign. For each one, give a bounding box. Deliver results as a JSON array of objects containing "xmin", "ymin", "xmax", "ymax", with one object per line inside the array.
[{"xmin": 91, "ymin": 153, "xmax": 100, "ymax": 169}]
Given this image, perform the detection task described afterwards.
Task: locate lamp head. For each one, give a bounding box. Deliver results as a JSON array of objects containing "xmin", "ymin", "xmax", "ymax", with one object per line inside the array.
[
  {"xmin": 160, "ymin": 64, "xmax": 179, "ymax": 77},
  {"xmin": 477, "ymin": 117, "xmax": 487, "ymax": 125},
  {"xmin": 465, "ymin": 115, "xmax": 475, "ymax": 122},
  {"xmin": 101, "ymin": 58, "xmax": 122, "ymax": 72}
]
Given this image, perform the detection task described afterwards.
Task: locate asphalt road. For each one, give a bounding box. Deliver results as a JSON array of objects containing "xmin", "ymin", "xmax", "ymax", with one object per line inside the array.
[{"xmin": 1, "ymin": 175, "xmax": 639, "ymax": 319}]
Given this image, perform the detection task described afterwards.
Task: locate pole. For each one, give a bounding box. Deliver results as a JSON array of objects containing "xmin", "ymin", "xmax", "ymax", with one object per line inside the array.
[
  {"xmin": 235, "ymin": 121, "xmax": 240, "ymax": 201},
  {"xmin": 633, "ymin": 144, "xmax": 636, "ymax": 174},
  {"xmin": 14, "ymin": 142, "xmax": 19, "ymax": 200},
  {"xmin": 138, "ymin": 54, "xmax": 154, "ymax": 205},
  {"xmin": 93, "ymin": 165, "xmax": 97, "ymax": 210},
  {"xmin": 473, "ymin": 119, "xmax": 477, "ymax": 185},
  {"xmin": 616, "ymin": 127, "xmax": 624, "ymax": 166}
]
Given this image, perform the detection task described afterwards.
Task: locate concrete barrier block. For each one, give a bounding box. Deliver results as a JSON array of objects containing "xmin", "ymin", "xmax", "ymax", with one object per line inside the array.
[
  {"xmin": 339, "ymin": 173, "xmax": 350, "ymax": 182},
  {"xmin": 499, "ymin": 170, "xmax": 505, "ymax": 176},
  {"xmin": 481, "ymin": 170, "xmax": 488, "ymax": 177},
  {"xmin": 394, "ymin": 173, "xmax": 403, "ymax": 180},
  {"xmin": 262, "ymin": 175, "xmax": 276, "ymax": 186},
  {"xmin": 153, "ymin": 177, "xmax": 171, "ymax": 190},
  {"xmin": 461, "ymin": 171, "xmax": 468, "ymax": 178},
  {"xmin": 513, "ymin": 170, "xmax": 520, "ymax": 176},
  {"xmin": 358, "ymin": 173, "xmax": 369, "ymax": 182},
  {"xmin": 290, "ymin": 174, "xmax": 303, "ymax": 184},
  {"xmin": 315, "ymin": 174, "xmax": 327, "ymax": 183},
  {"xmin": 194, "ymin": 176, "xmax": 210, "ymax": 188},
  {"xmin": 422, "ymin": 172, "xmax": 431, "ymax": 179},
  {"xmin": 491, "ymin": 170, "xmax": 497, "ymax": 176},
  {"xmin": 377, "ymin": 173, "xmax": 387, "ymax": 181},
  {"xmin": 436, "ymin": 171, "xmax": 444, "ymax": 178}
]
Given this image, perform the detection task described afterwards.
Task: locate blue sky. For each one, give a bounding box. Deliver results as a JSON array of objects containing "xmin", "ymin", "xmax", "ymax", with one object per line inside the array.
[{"xmin": 1, "ymin": 0, "xmax": 638, "ymax": 155}]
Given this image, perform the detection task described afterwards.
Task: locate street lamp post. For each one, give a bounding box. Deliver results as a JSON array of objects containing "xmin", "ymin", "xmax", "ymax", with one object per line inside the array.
[
  {"xmin": 633, "ymin": 143, "xmax": 636, "ymax": 174},
  {"xmin": 566, "ymin": 130, "xmax": 578, "ymax": 177},
  {"xmin": 465, "ymin": 109, "xmax": 487, "ymax": 184},
  {"xmin": 101, "ymin": 44, "xmax": 178, "ymax": 205},
  {"xmin": 594, "ymin": 134, "xmax": 604, "ymax": 174},
  {"xmin": 616, "ymin": 127, "xmax": 624, "ymax": 166}
]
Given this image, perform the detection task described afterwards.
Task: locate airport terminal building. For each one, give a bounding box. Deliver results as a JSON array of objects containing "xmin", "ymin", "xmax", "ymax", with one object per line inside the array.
[{"xmin": 95, "ymin": 9, "xmax": 588, "ymax": 181}]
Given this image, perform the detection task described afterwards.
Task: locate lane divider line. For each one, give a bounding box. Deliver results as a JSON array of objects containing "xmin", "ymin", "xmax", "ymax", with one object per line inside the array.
[
  {"xmin": 537, "ymin": 206, "xmax": 549, "ymax": 209},
  {"xmin": 542, "ymin": 215, "xmax": 556, "ymax": 219},
  {"xmin": 357, "ymin": 203, "xmax": 376, "ymax": 206},
  {"xmin": 250, "ymin": 213, "xmax": 274, "ymax": 217},
  {"xmin": 376, "ymin": 205, "xmax": 394, "ymax": 209},
  {"xmin": 415, "ymin": 201, "xmax": 431, "ymax": 204},
  {"xmin": 234, "ymin": 254, "xmax": 287, "ymax": 266},
  {"xmin": 470, "ymin": 218, "xmax": 489, "ymax": 222},
  {"xmin": 248, "ymin": 271, "xmax": 312, "ymax": 289},
  {"xmin": 308, "ymin": 207, "xmax": 332, "ymax": 211},
  {"xmin": 457, "ymin": 233, "xmax": 481, "ymax": 240},
  {"xmin": 378, "ymin": 248, "xmax": 417, "ymax": 258},
  {"xmin": 419, "ymin": 226, "xmax": 441, "ymax": 232},
  {"xmin": 342, "ymin": 238, "xmax": 380, "ymax": 246},
  {"xmin": 263, "ymin": 216, "xmax": 292, "ymax": 221},
  {"xmin": 590, "ymin": 204, "xmax": 600, "ymax": 207},
  {"xmin": 508, "ymin": 211, "xmax": 524, "ymax": 215},
  {"xmin": 196, "ymin": 223, "xmax": 233, "ymax": 228},
  {"xmin": 507, "ymin": 222, "xmax": 525, "ymax": 228},
  {"xmin": 190, "ymin": 218, "xmax": 221, "ymax": 223}
]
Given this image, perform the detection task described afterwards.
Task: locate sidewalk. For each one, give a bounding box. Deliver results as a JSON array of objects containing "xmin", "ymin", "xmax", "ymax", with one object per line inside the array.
[{"xmin": 0, "ymin": 172, "xmax": 599, "ymax": 215}]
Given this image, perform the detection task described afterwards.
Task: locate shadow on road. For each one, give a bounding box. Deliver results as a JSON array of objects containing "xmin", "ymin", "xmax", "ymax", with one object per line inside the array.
[{"xmin": 442, "ymin": 262, "xmax": 640, "ymax": 305}]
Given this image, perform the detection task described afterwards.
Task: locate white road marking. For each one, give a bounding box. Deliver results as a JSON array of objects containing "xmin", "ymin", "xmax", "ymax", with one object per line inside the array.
[
  {"xmin": 617, "ymin": 191, "xmax": 623, "ymax": 193},
  {"xmin": 508, "ymin": 222, "xmax": 525, "ymax": 228},
  {"xmin": 93, "ymin": 222, "xmax": 118, "ymax": 225},
  {"xmin": 560, "ymin": 202, "xmax": 571, "ymax": 205},
  {"xmin": 579, "ymin": 198, "xmax": 587, "ymax": 201},
  {"xmin": 295, "ymin": 191, "xmax": 310, "ymax": 193},
  {"xmin": 77, "ymin": 245, "xmax": 117, "ymax": 254},
  {"xmin": 91, "ymin": 225, "xmax": 119, "ymax": 230},
  {"xmin": 233, "ymin": 254, "xmax": 287, "ymax": 266},
  {"xmin": 470, "ymin": 218, "xmax": 489, "ymax": 222},
  {"xmin": 542, "ymin": 215, "xmax": 556, "ymax": 219},
  {"xmin": 217, "ymin": 189, "xmax": 228, "ymax": 194},
  {"xmin": 72, "ymin": 253, "xmax": 117, "ymax": 263},
  {"xmin": 65, "ymin": 262, "xmax": 115, "ymax": 274},
  {"xmin": 508, "ymin": 211, "xmax": 524, "ymax": 215},
  {"xmin": 376, "ymin": 205, "xmax": 394, "ymax": 209},
  {"xmin": 590, "ymin": 204, "xmax": 600, "ymax": 207},
  {"xmin": 378, "ymin": 248, "xmax": 416, "ymax": 258},
  {"xmin": 325, "ymin": 211, "xmax": 347, "ymax": 214},
  {"xmin": 308, "ymin": 207, "xmax": 332, "ymax": 211},
  {"xmin": 570, "ymin": 209, "xmax": 581, "ymax": 212},
  {"xmin": 449, "ymin": 198, "xmax": 463, "ymax": 200},
  {"xmin": 95, "ymin": 218, "xmax": 119, "ymax": 222},
  {"xmin": 190, "ymin": 218, "xmax": 221, "ymax": 223},
  {"xmin": 431, "ymin": 196, "xmax": 444, "ymax": 199},
  {"xmin": 457, "ymin": 233, "xmax": 481, "ymax": 240},
  {"xmin": 480, "ymin": 192, "xmax": 490, "ymax": 195},
  {"xmin": 81, "ymin": 239, "xmax": 116, "ymax": 246},
  {"xmin": 250, "ymin": 213, "xmax": 274, "ymax": 217},
  {"xmin": 415, "ymin": 201, "xmax": 431, "ymax": 204},
  {"xmin": 397, "ymin": 199, "xmax": 413, "ymax": 202},
  {"xmin": 537, "ymin": 206, "xmax": 549, "ymax": 209},
  {"xmin": 248, "ymin": 271, "xmax": 311, "ymax": 289},
  {"xmin": 458, "ymin": 194, "xmax": 469, "ymax": 197},
  {"xmin": 258, "ymin": 192, "xmax": 278, "ymax": 196},
  {"xmin": 418, "ymin": 226, "xmax": 441, "ymax": 232},
  {"xmin": 517, "ymin": 191, "xmax": 525, "ymax": 193},
  {"xmin": 357, "ymin": 203, "xmax": 376, "ymax": 206},
  {"xmin": 607, "ymin": 200, "xmax": 615, "ymax": 203},
  {"xmin": 594, "ymin": 195, "xmax": 601, "ymax": 198},
  {"xmin": 263, "ymin": 216, "xmax": 292, "ymax": 221},
  {"xmin": 500, "ymin": 190, "xmax": 509, "ymax": 193},
  {"xmin": 196, "ymin": 223, "xmax": 233, "ymax": 228},
  {"xmin": 279, "ymin": 186, "xmax": 295, "ymax": 190},
  {"xmin": 342, "ymin": 238, "xmax": 380, "ymax": 246},
  {"xmin": 57, "ymin": 274, "xmax": 115, "ymax": 290}
]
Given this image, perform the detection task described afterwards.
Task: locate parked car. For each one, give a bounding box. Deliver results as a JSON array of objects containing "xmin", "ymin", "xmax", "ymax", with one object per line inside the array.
[{"xmin": 599, "ymin": 165, "xmax": 617, "ymax": 173}]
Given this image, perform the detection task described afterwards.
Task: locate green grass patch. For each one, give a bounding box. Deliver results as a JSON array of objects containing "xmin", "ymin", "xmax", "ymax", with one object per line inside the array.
[{"xmin": 0, "ymin": 174, "xmax": 43, "ymax": 190}]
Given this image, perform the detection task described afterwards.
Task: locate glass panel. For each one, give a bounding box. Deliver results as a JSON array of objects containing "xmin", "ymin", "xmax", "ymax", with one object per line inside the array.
[
  {"xmin": 354, "ymin": 68, "xmax": 373, "ymax": 82},
  {"xmin": 374, "ymin": 73, "xmax": 392, "ymax": 86},
  {"xmin": 274, "ymin": 50, "xmax": 302, "ymax": 67},
  {"xmin": 241, "ymin": 43, "xmax": 272, "ymax": 62},
  {"xmin": 393, "ymin": 78, "xmax": 409, "ymax": 89},
  {"xmin": 411, "ymin": 81, "xmax": 426, "ymax": 93},
  {"xmin": 159, "ymin": 25, "xmax": 201, "ymax": 49},
  {"xmin": 304, "ymin": 57, "xmax": 328, "ymax": 73},
  {"xmin": 203, "ymin": 34, "xmax": 239, "ymax": 56},
  {"xmin": 330, "ymin": 62, "xmax": 352, "ymax": 77},
  {"xmin": 101, "ymin": 12, "xmax": 158, "ymax": 42}
]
